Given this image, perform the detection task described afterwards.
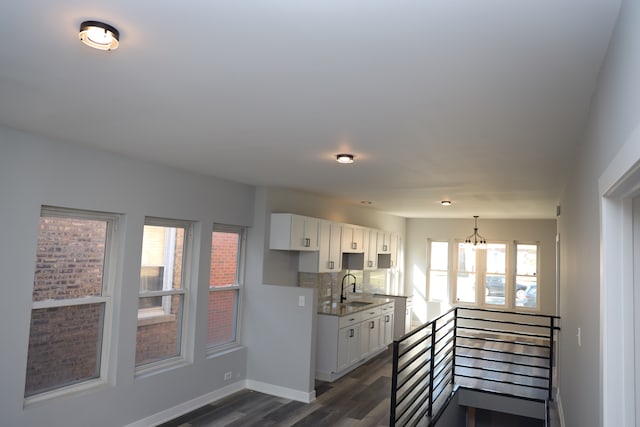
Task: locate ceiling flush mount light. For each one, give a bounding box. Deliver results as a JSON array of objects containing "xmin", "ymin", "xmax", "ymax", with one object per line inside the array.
[
  {"xmin": 360, "ymin": 200, "xmax": 372, "ymax": 205},
  {"xmin": 79, "ymin": 21, "xmax": 120, "ymax": 51},
  {"xmin": 441, "ymin": 200, "xmax": 452, "ymax": 206},
  {"xmin": 336, "ymin": 153, "xmax": 355, "ymax": 164},
  {"xmin": 465, "ymin": 215, "xmax": 487, "ymax": 249}
]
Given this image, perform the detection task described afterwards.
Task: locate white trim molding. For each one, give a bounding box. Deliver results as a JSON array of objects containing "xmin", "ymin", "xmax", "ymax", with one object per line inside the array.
[
  {"xmin": 245, "ymin": 379, "xmax": 316, "ymax": 404},
  {"xmin": 598, "ymin": 123, "xmax": 640, "ymax": 427},
  {"xmin": 123, "ymin": 381, "xmax": 245, "ymax": 427}
]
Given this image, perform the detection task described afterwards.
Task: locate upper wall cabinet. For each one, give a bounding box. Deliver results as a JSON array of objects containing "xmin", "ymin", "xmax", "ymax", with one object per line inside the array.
[
  {"xmin": 364, "ymin": 228, "xmax": 378, "ymax": 270},
  {"xmin": 269, "ymin": 213, "xmax": 319, "ymax": 251},
  {"xmin": 377, "ymin": 231, "xmax": 392, "ymax": 254},
  {"xmin": 342, "ymin": 224, "xmax": 364, "ymax": 253},
  {"xmin": 299, "ymin": 221, "xmax": 343, "ymax": 273}
]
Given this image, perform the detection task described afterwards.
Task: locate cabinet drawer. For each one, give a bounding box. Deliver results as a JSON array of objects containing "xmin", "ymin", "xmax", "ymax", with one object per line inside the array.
[
  {"xmin": 379, "ymin": 303, "xmax": 394, "ymax": 314},
  {"xmin": 339, "ymin": 312, "xmax": 363, "ymax": 328},
  {"xmin": 361, "ymin": 307, "xmax": 382, "ymax": 321}
]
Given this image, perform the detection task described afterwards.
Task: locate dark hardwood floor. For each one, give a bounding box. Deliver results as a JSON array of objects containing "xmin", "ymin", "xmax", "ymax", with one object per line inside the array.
[
  {"xmin": 160, "ymin": 338, "xmax": 561, "ymax": 427},
  {"xmin": 160, "ymin": 349, "xmax": 394, "ymax": 427}
]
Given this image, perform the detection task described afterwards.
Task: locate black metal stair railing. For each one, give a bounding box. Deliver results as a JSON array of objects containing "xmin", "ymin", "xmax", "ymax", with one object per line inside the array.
[{"xmin": 389, "ymin": 307, "xmax": 560, "ymax": 427}]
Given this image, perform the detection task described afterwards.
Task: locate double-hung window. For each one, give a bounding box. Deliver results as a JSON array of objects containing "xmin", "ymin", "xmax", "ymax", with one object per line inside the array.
[
  {"xmin": 428, "ymin": 240, "xmax": 449, "ymax": 302},
  {"xmin": 136, "ymin": 218, "xmax": 192, "ymax": 369},
  {"xmin": 207, "ymin": 225, "xmax": 244, "ymax": 351},
  {"xmin": 484, "ymin": 243, "xmax": 507, "ymax": 306},
  {"xmin": 455, "ymin": 242, "xmax": 478, "ymax": 304},
  {"xmin": 25, "ymin": 207, "xmax": 117, "ymax": 399},
  {"xmin": 515, "ymin": 243, "xmax": 538, "ymax": 308}
]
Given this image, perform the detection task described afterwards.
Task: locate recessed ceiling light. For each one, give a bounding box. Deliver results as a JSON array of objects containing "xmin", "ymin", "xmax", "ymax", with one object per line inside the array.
[
  {"xmin": 441, "ymin": 200, "xmax": 452, "ymax": 206},
  {"xmin": 360, "ymin": 200, "xmax": 372, "ymax": 205},
  {"xmin": 79, "ymin": 21, "xmax": 120, "ymax": 51},
  {"xmin": 336, "ymin": 153, "xmax": 355, "ymax": 164}
]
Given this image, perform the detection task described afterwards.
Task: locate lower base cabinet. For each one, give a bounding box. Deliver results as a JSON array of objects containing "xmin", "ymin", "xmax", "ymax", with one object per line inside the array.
[{"xmin": 316, "ymin": 302, "xmax": 394, "ymax": 382}]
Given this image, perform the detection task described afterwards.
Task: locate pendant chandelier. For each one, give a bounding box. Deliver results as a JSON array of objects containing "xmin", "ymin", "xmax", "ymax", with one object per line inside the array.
[{"xmin": 465, "ymin": 215, "xmax": 487, "ymax": 249}]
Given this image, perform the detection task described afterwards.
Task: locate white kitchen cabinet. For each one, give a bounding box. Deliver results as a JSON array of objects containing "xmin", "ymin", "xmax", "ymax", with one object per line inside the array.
[
  {"xmin": 359, "ymin": 307, "xmax": 383, "ymax": 358},
  {"xmin": 269, "ymin": 213, "xmax": 319, "ymax": 251},
  {"xmin": 316, "ymin": 300, "xmax": 394, "ymax": 382},
  {"xmin": 337, "ymin": 323, "xmax": 361, "ymax": 372},
  {"xmin": 390, "ymin": 232, "xmax": 399, "ymax": 268},
  {"xmin": 405, "ymin": 296, "xmax": 413, "ymax": 333},
  {"xmin": 377, "ymin": 232, "xmax": 399, "ymax": 269},
  {"xmin": 341, "ymin": 224, "xmax": 364, "ymax": 253},
  {"xmin": 380, "ymin": 303, "xmax": 395, "ymax": 345},
  {"xmin": 299, "ymin": 220, "xmax": 342, "ymax": 273},
  {"xmin": 377, "ymin": 230, "xmax": 392, "ymax": 254},
  {"xmin": 363, "ymin": 229, "xmax": 378, "ymax": 270}
]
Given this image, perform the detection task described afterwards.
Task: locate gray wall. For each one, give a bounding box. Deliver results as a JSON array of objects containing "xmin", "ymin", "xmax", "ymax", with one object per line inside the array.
[
  {"xmin": 557, "ymin": 0, "xmax": 637, "ymax": 425},
  {"xmin": 406, "ymin": 218, "xmax": 558, "ymax": 317},
  {"xmin": 0, "ymin": 126, "xmax": 254, "ymax": 427}
]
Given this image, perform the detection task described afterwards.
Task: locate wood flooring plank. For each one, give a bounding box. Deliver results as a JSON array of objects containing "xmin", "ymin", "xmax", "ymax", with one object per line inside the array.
[{"xmin": 163, "ymin": 334, "xmax": 561, "ymax": 427}]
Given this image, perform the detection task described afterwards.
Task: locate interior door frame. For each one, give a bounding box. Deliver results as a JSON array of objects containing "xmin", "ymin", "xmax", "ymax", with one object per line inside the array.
[{"xmin": 599, "ymin": 127, "xmax": 640, "ymax": 427}]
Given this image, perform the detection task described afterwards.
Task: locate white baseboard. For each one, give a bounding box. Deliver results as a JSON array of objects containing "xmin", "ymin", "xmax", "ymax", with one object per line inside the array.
[
  {"xmin": 124, "ymin": 379, "xmax": 316, "ymax": 426},
  {"xmin": 245, "ymin": 379, "xmax": 316, "ymax": 403},
  {"xmin": 556, "ymin": 388, "xmax": 566, "ymax": 427},
  {"xmin": 124, "ymin": 381, "xmax": 245, "ymax": 427}
]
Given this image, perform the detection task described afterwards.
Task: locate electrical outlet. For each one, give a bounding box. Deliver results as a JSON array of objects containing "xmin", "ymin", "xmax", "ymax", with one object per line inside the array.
[{"xmin": 224, "ymin": 371, "xmax": 232, "ymax": 380}]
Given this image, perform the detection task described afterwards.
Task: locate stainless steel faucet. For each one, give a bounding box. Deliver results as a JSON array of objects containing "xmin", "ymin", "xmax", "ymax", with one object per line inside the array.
[{"xmin": 340, "ymin": 273, "xmax": 357, "ymax": 303}]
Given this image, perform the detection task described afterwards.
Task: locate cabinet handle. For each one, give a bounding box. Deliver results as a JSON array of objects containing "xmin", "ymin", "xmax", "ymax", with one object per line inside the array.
[
  {"xmin": 328, "ymin": 260, "xmax": 334, "ymax": 270},
  {"xmin": 383, "ymin": 244, "xmax": 388, "ymax": 251},
  {"xmin": 351, "ymin": 242, "xmax": 357, "ymax": 250},
  {"xmin": 349, "ymin": 328, "xmax": 355, "ymax": 338},
  {"xmin": 304, "ymin": 237, "xmax": 311, "ymax": 247},
  {"xmin": 370, "ymin": 321, "xmax": 375, "ymax": 329},
  {"xmin": 385, "ymin": 315, "xmax": 390, "ymax": 322},
  {"xmin": 368, "ymin": 260, "xmax": 373, "ymax": 267}
]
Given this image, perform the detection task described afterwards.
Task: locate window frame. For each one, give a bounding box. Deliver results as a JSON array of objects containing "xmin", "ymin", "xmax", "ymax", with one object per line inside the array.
[
  {"xmin": 135, "ymin": 217, "xmax": 194, "ymax": 374},
  {"xmin": 25, "ymin": 206, "xmax": 119, "ymax": 404},
  {"xmin": 483, "ymin": 242, "xmax": 509, "ymax": 307},
  {"xmin": 207, "ymin": 223, "xmax": 245, "ymax": 355},
  {"xmin": 426, "ymin": 239, "xmax": 450, "ymax": 302},
  {"xmin": 453, "ymin": 239, "xmax": 519, "ymax": 309},
  {"xmin": 513, "ymin": 241, "xmax": 540, "ymax": 311}
]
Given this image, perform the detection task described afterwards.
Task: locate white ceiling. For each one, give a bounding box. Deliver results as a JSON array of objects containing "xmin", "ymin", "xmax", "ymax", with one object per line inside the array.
[{"xmin": 0, "ymin": 0, "xmax": 621, "ymax": 218}]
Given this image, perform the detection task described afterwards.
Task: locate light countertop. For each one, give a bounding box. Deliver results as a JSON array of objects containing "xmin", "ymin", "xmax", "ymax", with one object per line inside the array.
[{"xmin": 317, "ymin": 295, "xmax": 393, "ymax": 317}]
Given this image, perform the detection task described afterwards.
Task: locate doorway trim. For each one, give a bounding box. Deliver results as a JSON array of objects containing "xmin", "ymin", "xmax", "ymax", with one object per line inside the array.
[{"xmin": 599, "ymin": 126, "xmax": 640, "ymax": 427}]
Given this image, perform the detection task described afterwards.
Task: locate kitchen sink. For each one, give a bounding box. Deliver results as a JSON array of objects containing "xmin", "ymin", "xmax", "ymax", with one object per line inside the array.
[{"xmin": 345, "ymin": 301, "xmax": 373, "ymax": 307}]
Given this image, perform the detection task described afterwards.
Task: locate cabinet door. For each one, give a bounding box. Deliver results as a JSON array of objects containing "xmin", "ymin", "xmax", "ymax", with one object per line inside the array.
[
  {"xmin": 269, "ymin": 213, "xmax": 318, "ymax": 251},
  {"xmin": 291, "ymin": 215, "xmax": 319, "ymax": 250},
  {"xmin": 326, "ymin": 222, "xmax": 342, "ymax": 271},
  {"xmin": 364, "ymin": 229, "xmax": 378, "ymax": 270},
  {"xmin": 338, "ymin": 324, "xmax": 361, "ymax": 372},
  {"xmin": 383, "ymin": 312, "xmax": 394, "ymax": 346},
  {"xmin": 389, "ymin": 233, "xmax": 399, "ymax": 268},
  {"xmin": 360, "ymin": 317, "xmax": 382, "ymax": 357},
  {"xmin": 377, "ymin": 230, "xmax": 391, "ymax": 254},
  {"xmin": 342, "ymin": 225, "xmax": 364, "ymax": 253},
  {"xmin": 405, "ymin": 304, "xmax": 412, "ymax": 333}
]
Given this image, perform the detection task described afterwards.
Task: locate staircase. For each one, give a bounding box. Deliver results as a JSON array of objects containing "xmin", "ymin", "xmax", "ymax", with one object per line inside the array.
[{"xmin": 389, "ymin": 307, "xmax": 560, "ymax": 427}]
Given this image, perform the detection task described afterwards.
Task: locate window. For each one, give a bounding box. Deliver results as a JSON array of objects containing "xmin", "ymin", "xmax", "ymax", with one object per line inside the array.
[
  {"xmin": 136, "ymin": 219, "xmax": 191, "ymax": 368},
  {"xmin": 25, "ymin": 207, "xmax": 117, "ymax": 398},
  {"xmin": 207, "ymin": 225, "xmax": 244, "ymax": 350},
  {"xmin": 455, "ymin": 243, "xmax": 477, "ymax": 303},
  {"xmin": 515, "ymin": 243, "xmax": 538, "ymax": 308},
  {"xmin": 484, "ymin": 243, "xmax": 507, "ymax": 306},
  {"xmin": 428, "ymin": 241, "xmax": 449, "ymax": 301}
]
